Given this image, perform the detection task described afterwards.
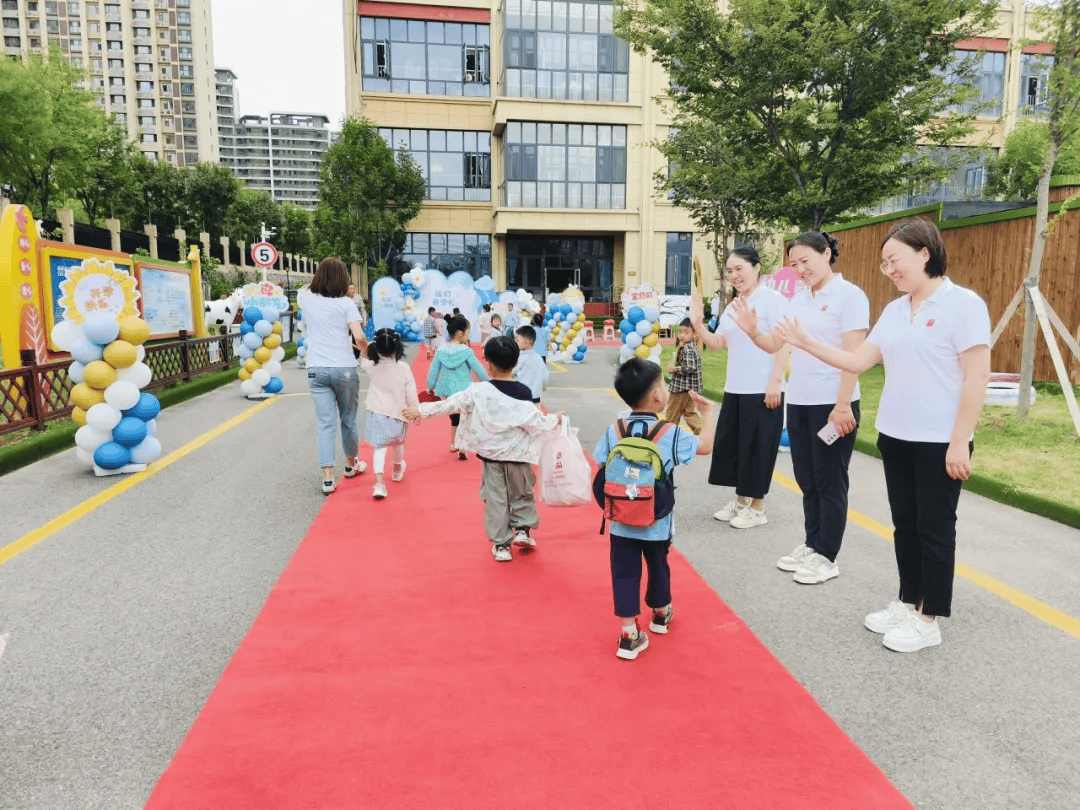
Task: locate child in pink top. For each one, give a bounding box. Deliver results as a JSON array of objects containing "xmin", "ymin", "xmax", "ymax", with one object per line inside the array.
[{"xmin": 360, "ymin": 329, "xmax": 420, "ymax": 500}]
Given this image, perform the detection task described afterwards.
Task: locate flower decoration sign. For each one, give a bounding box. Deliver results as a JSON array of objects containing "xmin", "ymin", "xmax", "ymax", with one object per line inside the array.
[
  {"xmin": 240, "ymin": 281, "xmax": 287, "ymax": 313},
  {"xmin": 58, "ymin": 258, "xmax": 140, "ymax": 324}
]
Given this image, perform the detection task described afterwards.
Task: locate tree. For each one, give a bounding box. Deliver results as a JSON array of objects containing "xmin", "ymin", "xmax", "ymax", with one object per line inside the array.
[
  {"xmin": 615, "ymin": 0, "xmax": 997, "ymax": 230},
  {"xmin": 277, "ymin": 203, "xmax": 313, "ymax": 259},
  {"xmin": 0, "ymin": 49, "xmax": 105, "ymax": 217},
  {"xmin": 227, "ymin": 188, "xmax": 283, "ymax": 246},
  {"xmin": 1016, "ymin": 0, "xmax": 1080, "ymax": 422},
  {"xmin": 313, "ymin": 116, "xmax": 425, "ymax": 271},
  {"xmin": 72, "ymin": 117, "xmax": 136, "ymax": 226},
  {"xmin": 986, "ymin": 119, "xmax": 1080, "ymax": 201},
  {"xmin": 179, "ymin": 162, "xmax": 240, "ymax": 241},
  {"xmin": 118, "ymin": 153, "xmax": 185, "ymax": 235}
]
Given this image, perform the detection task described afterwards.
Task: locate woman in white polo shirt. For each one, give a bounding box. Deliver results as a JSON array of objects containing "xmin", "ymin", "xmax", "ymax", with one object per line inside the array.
[
  {"xmin": 689, "ymin": 246, "xmax": 790, "ymax": 529},
  {"xmin": 731, "ymin": 232, "xmax": 869, "ymax": 584},
  {"xmin": 774, "ymin": 218, "xmax": 990, "ymax": 651}
]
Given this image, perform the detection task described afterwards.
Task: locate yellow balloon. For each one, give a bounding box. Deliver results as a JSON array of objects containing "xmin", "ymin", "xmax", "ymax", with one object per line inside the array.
[
  {"xmin": 71, "ymin": 406, "xmax": 87, "ymax": 427},
  {"xmin": 271, "ymin": 322, "xmax": 283, "ymax": 335},
  {"xmin": 652, "ymin": 321, "xmax": 661, "ymax": 333},
  {"xmin": 643, "ymin": 334, "xmax": 658, "ymax": 347},
  {"xmin": 263, "ymin": 334, "xmax": 282, "ymax": 350},
  {"xmin": 83, "ymin": 360, "xmax": 117, "ymax": 390},
  {"xmin": 244, "ymin": 358, "xmax": 260, "ymax": 373},
  {"xmin": 635, "ymin": 344, "xmax": 651, "ymax": 359},
  {"xmin": 117, "ymin": 316, "xmax": 150, "ymax": 346},
  {"xmin": 104, "ymin": 340, "xmax": 138, "ymax": 369},
  {"xmin": 577, "ymin": 313, "xmax": 586, "ymax": 322},
  {"xmin": 254, "ymin": 346, "xmax": 272, "ymax": 363},
  {"xmin": 71, "ymin": 382, "xmax": 105, "ymax": 411},
  {"xmin": 238, "ymin": 368, "xmax": 252, "ymax": 381}
]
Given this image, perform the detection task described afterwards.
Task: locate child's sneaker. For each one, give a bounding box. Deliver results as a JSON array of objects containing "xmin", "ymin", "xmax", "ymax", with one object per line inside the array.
[
  {"xmin": 373, "ymin": 482, "xmax": 388, "ymax": 500},
  {"xmin": 491, "ymin": 543, "xmax": 512, "ymax": 562},
  {"xmin": 511, "ymin": 528, "xmax": 536, "ymax": 552},
  {"xmin": 391, "ymin": 461, "xmax": 407, "ymax": 482},
  {"xmin": 649, "ymin": 606, "xmax": 673, "ymax": 634},
  {"xmin": 616, "ymin": 627, "xmax": 649, "ymax": 660},
  {"xmin": 321, "ymin": 479, "xmax": 336, "ymax": 495},
  {"xmin": 344, "ymin": 459, "xmax": 367, "ymax": 478}
]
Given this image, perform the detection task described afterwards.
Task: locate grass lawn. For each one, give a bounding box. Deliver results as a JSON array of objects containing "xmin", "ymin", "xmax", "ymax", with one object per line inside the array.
[{"xmin": 662, "ymin": 345, "xmax": 1080, "ymax": 515}]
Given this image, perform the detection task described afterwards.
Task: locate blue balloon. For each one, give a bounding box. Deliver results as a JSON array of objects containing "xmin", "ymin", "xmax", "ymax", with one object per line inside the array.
[
  {"xmin": 94, "ymin": 441, "xmax": 131, "ymax": 470},
  {"xmin": 574, "ymin": 350, "xmax": 585, "ymax": 360},
  {"xmin": 619, "ymin": 319, "xmax": 633, "ymax": 335},
  {"xmin": 263, "ymin": 376, "xmax": 284, "ymax": 394},
  {"xmin": 243, "ymin": 307, "xmax": 263, "ymax": 325},
  {"xmin": 123, "ymin": 392, "xmax": 161, "ymax": 421},
  {"xmin": 71, "ymin": 336, "xmax": 104, "ymax": 365},
  {"xmin": 295, "ymin": 310, "xmax": 302, "ymax": 321},
  {"xmin": 239, "ymin": 322, "xmax": 254, "ymax": 335},
  {"xmin": 628, "ymin": 306, "xmax": 645, "ymax": 324},
  {"xmin": 297, "ymin": 338, "xmax": 305, "ymax": 347},
  {"xmin": 113, "ymin": 416, "xmax": 148, "ymax": 447},
  {"xmin": 561, "ymin": 304, "xmax": 573, "ymax": 315},
  {"xmin": 626, "ymin": 332, "xmax": 643, "ymax": 349},
  {"xmin": 83, "ymin": 312, "xmax": 120, "ymax": 346},
  {"xmin": 68, "ymin": 361, "xmax": 86, "ymax": 384},
  {"xmin": 242, "ymin": 332, "xmax": 263, "ymax": 351},
  {"xmin": 643, "ymin": 306, "xmax": 660, "ymax": 323}
]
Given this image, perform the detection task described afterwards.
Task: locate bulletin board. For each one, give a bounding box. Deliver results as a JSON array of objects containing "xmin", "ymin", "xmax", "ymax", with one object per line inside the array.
[{"xmin": 135, "ymin": 261, "xmax": 195, "ymax": 339}]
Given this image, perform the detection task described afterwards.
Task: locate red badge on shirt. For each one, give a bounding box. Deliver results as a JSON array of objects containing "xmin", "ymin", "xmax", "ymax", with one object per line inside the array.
[
  {"xmin": 926, "ymin": 319, "xmax": 935, "ymax": 327},
  {"xmin": 820, "ymin": 305, "xmax": 827, "ymax": 312}
]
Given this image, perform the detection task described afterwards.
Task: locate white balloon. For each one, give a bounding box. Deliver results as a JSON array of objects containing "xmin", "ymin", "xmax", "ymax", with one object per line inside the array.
[
  {"xmin": 625, "ymin": 332, "xmax": 642, "ymax": 349},
  {"xmin": 70, "ymin": 336, "xmax": 104, "ymax": 365},
  {"xmin": 572, "ymin": 335, "xmax": 583, "ymax": 347},
  {"xmin": 262, "ymin": 360, "xmax": 282, "ymax": 375},
  {"xmin": 86, "ymin": 402, "xmax": 122, "ymax": 432},
  {"xmin": 297, "ymin": 346, "xmax": 307, "ymax": 357},
  {"xmin": 243, "ymin": 332, "xmax": 263, "ymax": 351},
  {"xmin": 135, "ymin": 344, "xmax": 146, "ymax": 363},
  {"xmin": 254, "ymin": 319, "xmax": 273, "ymax": 337},
  {"xmin": 252, "ymin": 368, "xmax": 271, "ymax": 387},
  {"xmin": 129, "ymin": 435, "xmax": 162, "ymax": 464},
  {"xmin": 75, "ymin": 424, "xmax": 112, "ymax": 452},
  {"xmin": 52, "ymin": 320, "xmax": 83, "ymax": 351},
  {"xmin": 635, "ymin": 320, "xmax": 652, "ymax": 337},
  {"xmin": 115, "ymin": 361, "xmax": 152, "ymax": 389},
  {"xmin": 104, "ymin": 380, "xmax": 141, "ymax": 411},
  {"xmin": 240, "ymin": 378, "xmax": 260, "ymax": 395},
  {"xmin": 144, "ymin": 418, "xmax": 157, "ymax": 436},
  {"xmin": 75, "ymin": 446, "xmax": 95, "ymax": 465},
  {"xmin": 68, "ymin": 361, "xmax": 86, "ymax": 384},
  {"xmin": 261, "ymin": 308, "xmax": 281, "ymax": 323},
  {"xmin": 270, "ymin": 347, "xmax": 286, "ymax": 362},
  {"xmin": 619, "ymin": 345, "xmax": 634, "ymax": 362}
]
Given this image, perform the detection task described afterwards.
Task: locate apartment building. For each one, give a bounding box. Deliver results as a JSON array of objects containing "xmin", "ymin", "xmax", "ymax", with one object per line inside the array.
[
  {"xmin": 343, "ymin": 0, "xmax": 709, "ymax": 301},
  {"xmin": 216, "ymin": 66, "xmax": 237, "ymax": 169},
  {"xmin": 1, "ymin": 0, "xmax": 219, "ymax": 168},
  {"xmin": 223, "ymin": 110, "xmax": 332, "ymax": 210}
]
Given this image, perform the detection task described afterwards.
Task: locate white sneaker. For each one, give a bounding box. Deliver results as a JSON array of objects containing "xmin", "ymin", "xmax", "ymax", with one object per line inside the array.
[
  {"xmin": 391, "ymin": 461, "xmax": 407, "ymax": 482},
  {"xmin": 865, "ymin": 600, "xmax": 911, "ymax": 634},
  {"xmin": 321, "ymin": 479, "xmax": 336, "ymax": 495},
  {"xmin": 491, "ymin": 544, "xmax": 512, "ymax": 562},
  {"xmin": 883, "ymin": 613, "xmax": 941, "ymax": 652},
  {"xmin": 343, "ymin": 459, "xmax": 367, "ymax": 478},
  {"xmin": 777, "ymin": 544, "xmax": 812, "ymax": 572},
  {"xmin": 792, "ymin": 552, "xmax": 839, "ymax": 584},
  {"xmin": 713, "ymin": 499, "xmax": 742, "ymax": 522},
  {"xmin": 729, "ymin": 505, "xmax": 768, "ymax": 529},
  {"xmin": 511, "ymin": 529, "xmax": 536, "ymax": 552},
  {"xmin": 372, "ymin": 483, "xmax": 388, "ymax": 500}
]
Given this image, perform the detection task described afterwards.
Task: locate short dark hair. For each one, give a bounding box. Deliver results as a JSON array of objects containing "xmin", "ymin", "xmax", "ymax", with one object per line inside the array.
[
  {"xmin": 679, "ymin": 317, "xmax": 692, "ymax": 329},
  {"xmin": 882, "ymin": 218, "xmax": 947, "ymax": 277},
  {"xmin": 427, "ymin": 306, "xmax": 436, "ymax": 314},
  {"xmin": 447, "ymin": 315, "xmax": 470, "ymax": 338},
  {"xmin": 788, "ymin": 232, "xmax": 840, "ymax": 265},
  {"xmin": 310, "ymin": 258, "xmax": 349, "ymax": 298},
  {"xmin": 483, "ymin": 303, "xmax": 491, "ymax": 312},
  {"xmin": 366, "ymin": 328, "xmax": 405, "ymax": 364},
  {"xmin": 484, "ymin": 335, "xmax": 519, "ymax": 371},
  {"xmin": 453, "ymin": 307, "xmax": 461, "ymax": 315},
  {"xmin": 515, "ymin": 325, "xmax": 536, "ymax": 344},
  {"xmin": 730, "ymin": 245, "xmax": 762, "ymax": 267},
  {"xmin": 614, "ymin": 357, "xmax": 662, "ymax": 409},
  {"xmin": 531, "ymin": 313, "xmax": 543, "ymax": 327}
]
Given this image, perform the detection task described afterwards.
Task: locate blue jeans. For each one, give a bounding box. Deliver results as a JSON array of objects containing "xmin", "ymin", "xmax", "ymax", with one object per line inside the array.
[{"xmin": 307, "ymin": 367, "xmax": 360, "ymax": 469}]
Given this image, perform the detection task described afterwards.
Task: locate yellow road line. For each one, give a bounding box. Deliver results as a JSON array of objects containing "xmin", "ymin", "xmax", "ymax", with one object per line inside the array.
[
  {"xmin": 550, "ymin": 362, "xmax": 567, "ymax": 372},
  {"xmin": 770, "ymin": 472, "xmax": 1080, "ymax": 641},
  {"xmin": 0, "ymin": 397, "xmax": 280, "ymax": 568}
]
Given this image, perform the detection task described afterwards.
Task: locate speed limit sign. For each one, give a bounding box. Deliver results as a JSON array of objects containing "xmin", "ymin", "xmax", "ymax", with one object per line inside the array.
[{"xmin": 251, "ymin": 241, "xmax": 278, "ymax": 268}]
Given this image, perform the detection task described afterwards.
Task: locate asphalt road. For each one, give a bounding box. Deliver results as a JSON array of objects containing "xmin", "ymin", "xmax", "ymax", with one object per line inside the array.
[{"xmin": 1, "ymin": 346, "xmax": 1078, "ymax": 809}]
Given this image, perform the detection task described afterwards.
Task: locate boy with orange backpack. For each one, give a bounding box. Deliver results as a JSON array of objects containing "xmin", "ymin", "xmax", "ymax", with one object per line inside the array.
[{"xmin": 592, "ymin": 357, "xmax": 715, "ymax": 660}]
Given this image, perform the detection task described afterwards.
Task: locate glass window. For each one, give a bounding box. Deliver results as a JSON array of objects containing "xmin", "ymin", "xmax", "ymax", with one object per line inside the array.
[
  {"xmin": 1020, "ymin": 52, "xmax": 1053, "ymax": 117},
  {"xmin": 391, "ymin": 233, "xmax": 491, "ymax": 280},
  {"xmin": 379, "ymin": 127, "xmax": 491, "ymax": 202},
  {"xmin": 360, "ymin": 17, "xmax": 490, "ymax": 96},
  {"xmin": 946, "ymin": 49, "xmax": 1006, "ymax": 117},
  {"xmin": 504, "ymin": 121, "xmax": 625, "ymax": 209}
]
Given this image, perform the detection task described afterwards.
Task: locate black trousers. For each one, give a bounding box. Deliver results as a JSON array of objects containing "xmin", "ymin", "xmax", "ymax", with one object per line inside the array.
[
  {"xmin": 708, "ymin": 392, "xmax": 785, "ymax": 499},
  {"xmin": 610, "ymin": 534, "xmax": 671, "ymax": 618},
  {"xmin": 877, "ymin": 433, "xmax": 969, "ymax": 618},
  {"xmin": 786, "ymin": 402, "xmax": 859, "ymax": 562}
]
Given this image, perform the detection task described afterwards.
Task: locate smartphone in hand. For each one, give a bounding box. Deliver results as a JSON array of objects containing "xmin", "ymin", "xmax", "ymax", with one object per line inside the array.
[{"xmin": 817, "ymin": 422, "xmax": 841, "ymax": 445}]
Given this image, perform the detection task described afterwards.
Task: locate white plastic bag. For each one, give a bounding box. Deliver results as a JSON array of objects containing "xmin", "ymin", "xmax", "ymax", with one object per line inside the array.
[{"xmin": 538, "ymin": 416, "xmax": 592, "ymax": 507}]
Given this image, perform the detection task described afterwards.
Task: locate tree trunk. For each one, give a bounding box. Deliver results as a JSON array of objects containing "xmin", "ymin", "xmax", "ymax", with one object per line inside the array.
[{"xmin": 1017, "ymin": 141, "xmax": 1060, "ymax": 419}]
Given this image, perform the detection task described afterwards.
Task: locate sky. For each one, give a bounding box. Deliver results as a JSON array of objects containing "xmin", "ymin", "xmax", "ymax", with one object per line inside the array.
[{"xmin": 211, "ymin": 0, "xmax": 347, "ymax": 128}]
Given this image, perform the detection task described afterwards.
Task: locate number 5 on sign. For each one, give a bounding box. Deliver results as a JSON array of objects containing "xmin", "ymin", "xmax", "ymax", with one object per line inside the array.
[{"xmin": 251, "ymin": 241, "xmax": 278, "ymax": 268}]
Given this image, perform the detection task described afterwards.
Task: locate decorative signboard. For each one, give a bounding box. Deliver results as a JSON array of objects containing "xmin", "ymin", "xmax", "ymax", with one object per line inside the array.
[
  {"xmin": 240, "ymin": 280, "xmax": 288, "ymax": 313},
  {"xmin": 136, "ymin": 262, "xmax": 196, "ymax": 338},
  {"xmin": 56, "ymin": 257, "xmax": 140, "ymax": 325},
  {"xmin": 0, "ymin": 204, "xmax": 46, "ymax": 366},
  {"xmin": 620, "ymin": 283, "xmax": 662, "ymax": 316},
  {"xmin": 40, "ymin": 243, "xmax": 135, "ymax": 345},
  {"xmin": 761, "ymin": 266, "xmax": 801, "ymax": 300}
]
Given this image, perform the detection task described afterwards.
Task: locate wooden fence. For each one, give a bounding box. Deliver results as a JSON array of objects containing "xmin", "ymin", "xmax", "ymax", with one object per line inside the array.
[
  {"xmin": 0, "ymin": 332, "xmax": 235, "ymax": 437},
  {"xmin": 818, "ymin": 193, "xmax": 1080, "ymax": 383}
]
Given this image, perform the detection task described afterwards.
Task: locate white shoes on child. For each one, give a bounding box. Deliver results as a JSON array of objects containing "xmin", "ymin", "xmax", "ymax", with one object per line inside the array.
[{"xmin": 371, "ymin": 460, "xmax": 406, "ymax": 499}]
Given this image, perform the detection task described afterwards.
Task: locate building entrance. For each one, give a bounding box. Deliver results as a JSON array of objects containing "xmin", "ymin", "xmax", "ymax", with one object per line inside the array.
[{"xmin": 506, "ymin": 236, "xmax": 614, "ymax": 302}]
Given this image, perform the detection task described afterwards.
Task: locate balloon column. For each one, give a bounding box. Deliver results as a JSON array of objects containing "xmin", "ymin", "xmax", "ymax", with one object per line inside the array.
[
  {"xmin": 544, "ymin": 300, "xmax": 589, "ymax": 363},
  {"xmin": 53, "ymin": 312, "xmax": 164, "ymax": 476},
  {"xmin": 295, "ymin": 310, "xmax": 307, "ymax": 367},
  {"xmin": 236, "ymin": 306, "xmax": 285, "ymax": 397},
  {"xmin": 396, "ymin": 266, "xmax": 427, "ymax": 342},
  {"xmin": 618, "ymin": 305, "xmax": 663, "ymax": 366}
]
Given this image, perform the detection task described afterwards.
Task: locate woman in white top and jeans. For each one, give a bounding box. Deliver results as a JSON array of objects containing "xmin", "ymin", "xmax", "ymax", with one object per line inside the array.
[
  {"xmin": 732, "ymin": 232, "xmax": 869, "ymax": 584},
  {"xmin": 775, "ymin": 219, "xmax": 991, "ymax": 652},
  {"xmin": 301, "ymin": 257, "xmax": 369, "ymax": 494},
  {"xmin": 689, "ymin": 246, "xmax": 790, "ymax": 529}
]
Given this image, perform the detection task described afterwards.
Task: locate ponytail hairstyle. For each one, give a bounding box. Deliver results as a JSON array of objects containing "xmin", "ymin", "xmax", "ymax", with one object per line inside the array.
[
  {"xmin": 788, "ymin": 231, "xmax": 840, "ymax": 265},
  {"xmin": 367, "ymin": 328, "xmax": 405, "ymax": 364}
]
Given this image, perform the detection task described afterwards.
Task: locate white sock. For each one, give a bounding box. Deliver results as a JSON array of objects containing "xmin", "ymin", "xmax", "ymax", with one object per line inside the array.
[
  {"xmin": 621, "ymin": 624, "xmax": 637, "ymax": 637},
  {"xmin": 373, "ymin": 447, "xmax": 387, "ymax": 475}
]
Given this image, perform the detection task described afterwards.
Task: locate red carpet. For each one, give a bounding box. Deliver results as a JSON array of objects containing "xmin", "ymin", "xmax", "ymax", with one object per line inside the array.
[{"xmin": 146, "ymin": 353, "xmax": 911, "ymax": 809}]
